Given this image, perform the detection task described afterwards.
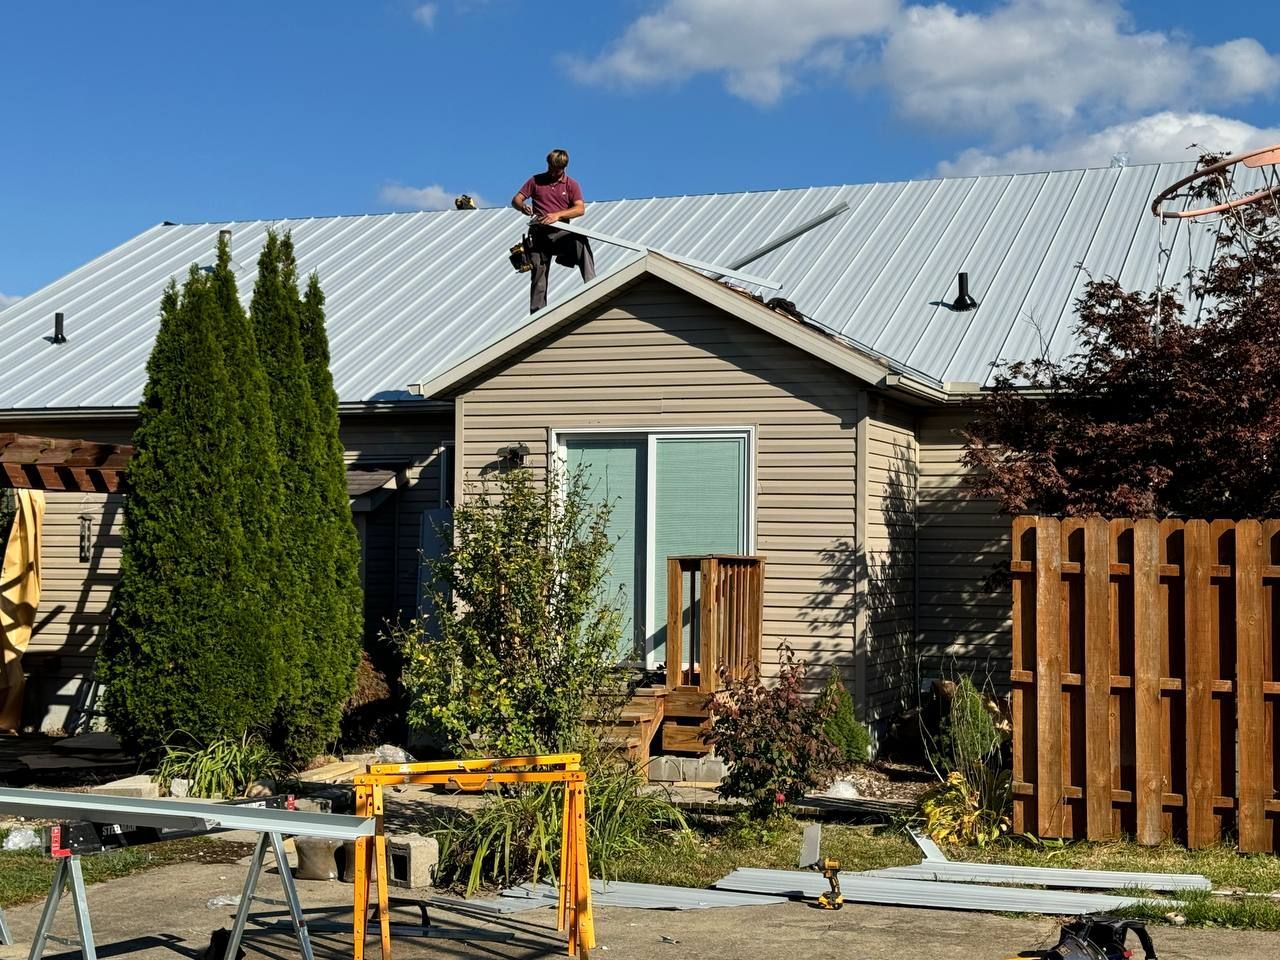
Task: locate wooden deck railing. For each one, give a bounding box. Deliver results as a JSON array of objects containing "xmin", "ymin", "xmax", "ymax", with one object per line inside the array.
[
  {"xmin": 1010, "ymin": 516, "xmax": 1280, "ymax": 852},
  {"xmin": 665, "ymin": 555, "xmax": 765, "ymax": 693}
]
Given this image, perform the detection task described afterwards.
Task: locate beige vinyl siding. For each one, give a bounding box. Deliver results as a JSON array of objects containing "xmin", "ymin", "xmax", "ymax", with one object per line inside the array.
[
  {"xmin": 456, "ymin": 278, "xmax": 859, "ymax": 688},
  {"xmin": 916, "ymin": 411, "xmax": 1012, "ymax": 680},
  {"xmin": 339, "ymin": 409, "xmax": 452, "ymax": 633},
  {"xmin": 864, "ymin": 399, "xmax": 918, "ymax": 726},
  {"xmin": 3, "ymin": 418, "xmax": 134, "ymax": 732},
  {"xmin": 3, "ymin": 407, "xmax": 449, "ymax": 732}
]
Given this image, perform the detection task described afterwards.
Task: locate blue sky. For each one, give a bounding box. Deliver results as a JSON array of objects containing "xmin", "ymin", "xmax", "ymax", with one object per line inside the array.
[{"xmin": 2, "ymin": 0, "xmax": 1278, "ymax": 301}]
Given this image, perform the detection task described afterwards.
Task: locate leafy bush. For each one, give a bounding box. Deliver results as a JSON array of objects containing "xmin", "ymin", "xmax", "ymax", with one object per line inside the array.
[
  {"xmin": 432, "ymin": 755, "xmax": 687, "ymax": 895},
  {"xmin": 819, "ymin": 671, "xmax": 871, "ymax": 766},
  {"xmin": 918, "ymin": 674, "xmax": 1011, "ymax": 846},
  {"xmin": 399, "ymin": 466, "xmax": 625, "ymax": 756},
  {"xmin": 706, "ymin": 647, "xmax": 842, "ymax": 818},
  {"xmin": 153, "ymin": 732, "xmax": 289, "ymax": 799}
]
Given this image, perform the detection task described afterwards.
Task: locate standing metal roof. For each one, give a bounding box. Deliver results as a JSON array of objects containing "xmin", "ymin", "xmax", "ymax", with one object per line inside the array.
[{"xmin": 0, "ymin": 160, "xmax": 1231, "ymax": 410}]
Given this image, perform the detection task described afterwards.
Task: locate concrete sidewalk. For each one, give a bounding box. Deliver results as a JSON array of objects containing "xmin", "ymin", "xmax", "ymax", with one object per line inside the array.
[{"xmin": 0, "ymin": 860, "xmax": 1273, "ymax": 960}]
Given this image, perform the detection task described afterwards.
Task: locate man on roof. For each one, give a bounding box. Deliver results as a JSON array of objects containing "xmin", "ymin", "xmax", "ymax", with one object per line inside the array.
[{"xmin": 512, "ymin": 149, "xmax": 596, "ymax": 313}]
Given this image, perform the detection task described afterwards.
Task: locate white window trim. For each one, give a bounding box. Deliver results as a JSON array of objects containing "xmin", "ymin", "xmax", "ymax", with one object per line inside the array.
[
  {"xmin": 551, "ymin": 426, "xmax": 757, "ymax": 668},
  {"xmin": 438, "ymin": 441, "xmax": 455, "ymax": 509}
]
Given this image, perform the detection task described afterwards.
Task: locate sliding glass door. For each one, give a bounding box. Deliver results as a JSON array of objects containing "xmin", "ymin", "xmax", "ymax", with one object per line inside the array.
[{"xmin": 563, "ymin": 431, "xmax": 750, "ymax": 666}]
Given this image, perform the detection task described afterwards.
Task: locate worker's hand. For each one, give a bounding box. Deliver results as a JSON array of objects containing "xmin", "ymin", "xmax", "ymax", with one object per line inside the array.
[
  {"xmin": 521, "ymin": 204, "xmax": 533, "ymax": 217},
  {"xmin": 537, "ymin": 212, "xmax": 561, "ymax": 225}
]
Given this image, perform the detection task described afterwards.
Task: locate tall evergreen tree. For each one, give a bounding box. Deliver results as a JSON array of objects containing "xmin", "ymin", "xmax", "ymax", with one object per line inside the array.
[
  {"xmin": 210, "ymin": 234, "xmax": 296, "ymax": 696},
  {"xmin": 251, "ymin": 231, "xmax": 358, "ymax": 758},
  {"xmin": 299, "ymin": 271, "xmax": 364, "ymax": 735},
  {"xmin": 100, "ymin": 267, "xmax": 284, "ymax": 756}
]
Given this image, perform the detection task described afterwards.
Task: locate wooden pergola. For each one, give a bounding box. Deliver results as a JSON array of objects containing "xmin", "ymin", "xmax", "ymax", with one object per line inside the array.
[{"xmin": 0, "ymin": 433, "xmax": 133, "ymax": 493}]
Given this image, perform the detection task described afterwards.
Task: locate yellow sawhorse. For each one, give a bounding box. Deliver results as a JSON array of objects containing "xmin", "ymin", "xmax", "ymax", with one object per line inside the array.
[{"xmin": 352, "ymin": 754, "xmax": 594, "ymax": 960}]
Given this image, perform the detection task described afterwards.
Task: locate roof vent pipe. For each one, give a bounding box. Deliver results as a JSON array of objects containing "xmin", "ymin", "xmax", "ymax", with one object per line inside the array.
[
  {"xmin": 219, "ymin": 228, "xmax": 232, "ymax": 253},
  {"xmin": 951, "ymin": 272, "xmax": 978, "ymax": 312},
  {"xmin": 52, "ymin": 311, "xmax": 67, "ymax": 344}
]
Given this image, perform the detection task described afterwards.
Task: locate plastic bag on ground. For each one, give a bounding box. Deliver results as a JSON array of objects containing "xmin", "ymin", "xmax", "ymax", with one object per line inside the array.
[
  {"xmin": 3, "ymin": 827, "xmax": 40, "ymax": 850},
  {"xmin": 373, "ymin": 744, "xmax": 415, "ymax": 764}
]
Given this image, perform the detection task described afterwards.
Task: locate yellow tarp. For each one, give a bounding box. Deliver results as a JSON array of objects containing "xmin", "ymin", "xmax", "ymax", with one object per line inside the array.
[{"xmin": 1, "ymin": 489, "xmax": 44, "ymax": 732}]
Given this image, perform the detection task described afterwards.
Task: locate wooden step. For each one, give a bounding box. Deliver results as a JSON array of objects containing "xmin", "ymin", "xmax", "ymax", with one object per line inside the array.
[{"xmin": 662, "ymin": 721, "xmax": 712, "ymax": 755}]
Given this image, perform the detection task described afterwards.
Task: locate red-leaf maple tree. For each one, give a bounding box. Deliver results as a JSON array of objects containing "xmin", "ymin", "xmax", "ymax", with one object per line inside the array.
[{"xmin": 964, "ymin": 175, "xmax": 1280, "ymax": 518}]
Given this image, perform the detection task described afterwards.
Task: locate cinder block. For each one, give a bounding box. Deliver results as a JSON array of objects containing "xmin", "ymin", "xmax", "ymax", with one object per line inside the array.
[
  {"xmin": 688, "ymin": 756, "xmax": 726, "ymax": 785},
  {"xmin": 646, "ymin": 755, "xmax": 683, "ymax": 783},
  {"xmin": 340, "ymin": 834, "xmax": 438, "ymax": 889},
  {"xmin": 90, "ymin": 775, "xmax": 159, "ymax": 799},
  {"xmin": 388, "ymin": 834, "xmax": 438, "ymax": 889}
]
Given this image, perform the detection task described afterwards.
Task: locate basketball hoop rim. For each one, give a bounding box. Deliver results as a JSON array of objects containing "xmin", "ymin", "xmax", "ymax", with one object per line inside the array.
[{"xmin": 1150, "ymin": 143, "xmax": 1280, "ymax": 220}]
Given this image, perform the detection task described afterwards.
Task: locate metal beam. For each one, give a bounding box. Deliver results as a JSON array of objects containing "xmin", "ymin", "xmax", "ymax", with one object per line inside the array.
[
  {"xmin": 724, "ymin": 201, "xmax": 850, "ymax": 271},
  {"xmin": 549, "ymin": 220, "xmax": 783, "ymax": 290},
  {"xmin": 0, "ymin": 788, "xmax": 374, "ymax": 841}
]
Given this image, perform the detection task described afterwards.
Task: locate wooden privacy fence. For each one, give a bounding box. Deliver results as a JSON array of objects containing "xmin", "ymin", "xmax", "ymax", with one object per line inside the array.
[{"xmin": 1011, "ymin": 516, "xmax": 1280, "ymax": 852}]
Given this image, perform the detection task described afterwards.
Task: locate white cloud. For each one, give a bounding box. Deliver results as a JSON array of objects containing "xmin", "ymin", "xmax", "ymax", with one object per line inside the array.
[
  {"xmin": 0, "ymin": 292, "xmax": 21, "ymax": 309},
  {"xmin": 412, "ymin": 3, "xmax": 438, "ymax": 28},
  {"xmin": 879, "ymin": 0, "xmax": 1280, "ymax": 140},
  {"xmin": 380, "ymin": 182, "xmax": 489, "ymax": 211},
  {"xmin": 566, "ymin": 0, "xmax": 1280, "ymax": 148},
  {"xmin": 937, "ymin": 111, "xmax": 1280, "ymax": 177},
  {"xmin": 564, "ymin": 0, "xmax": 898, "ymax": 106}
]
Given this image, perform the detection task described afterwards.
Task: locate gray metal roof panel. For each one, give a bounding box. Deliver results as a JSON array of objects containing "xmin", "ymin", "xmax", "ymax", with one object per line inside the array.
[
  {"xmin": 0, "ymin": 161, "xmax": 1215, "ymax": 409},
  {"xmin": 0, "ymin": 786, "xmax": 374, "ymax": 840},
  {"xmin": 713, "ymin": 867, "xmax": 1166, "ymax": 913}
]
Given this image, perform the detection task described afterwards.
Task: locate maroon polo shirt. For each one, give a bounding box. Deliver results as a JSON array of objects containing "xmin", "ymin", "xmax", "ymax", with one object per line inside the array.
[{"xmin": 518, "ymin": 172, "xmax": 583, "ymax": 218}]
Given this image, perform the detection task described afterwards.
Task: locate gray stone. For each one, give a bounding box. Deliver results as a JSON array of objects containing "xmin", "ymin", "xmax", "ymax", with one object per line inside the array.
[
  {"xmin": 168, "ymin": 778, "xmax": 191, "ymax": 798},
  {"xmin": 89, "ymin": 775, "xmax": 159, "ymax": 799}
]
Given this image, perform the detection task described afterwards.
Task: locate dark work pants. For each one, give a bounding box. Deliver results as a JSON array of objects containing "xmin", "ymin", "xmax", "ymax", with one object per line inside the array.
[{"xmin": 529, "ymin": 227, "xmax": 596, "ymax": 313}]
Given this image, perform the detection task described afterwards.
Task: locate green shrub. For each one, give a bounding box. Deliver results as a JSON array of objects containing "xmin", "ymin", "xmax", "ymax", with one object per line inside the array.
[
  {"xmin": 153, "ymin": 732, "xmax": 289, "ymax": 799},
  {"xmin": 432, "ymin": 755, "xmax": 688, "ymax": 895},
  {"xmin": 706, "ymin": 646, "xmax": 842, "ymax": 818},
  {"xmin": 0, "ymin": 490, "xmax": 14, "ymax": 540},
  {"xmin": 917, "ymin": 674, "xmax": 1011, "ymax": 846},
  {"xmin": 819, "ymin": 671, "xmax": 871, "ymax": 766},
  {"xmin": 398, "ymin": 466, "xmax": 625, "ymax": 756}
]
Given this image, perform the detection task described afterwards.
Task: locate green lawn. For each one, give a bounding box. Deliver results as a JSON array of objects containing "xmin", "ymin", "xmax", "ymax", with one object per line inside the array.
[
  {"xmin": 0, "ymin": 831, "xmax": 254, "ymax": 908},
  {"xmin": 611, "ymin": 817, "xmax": 1280, "ymax": 930}
]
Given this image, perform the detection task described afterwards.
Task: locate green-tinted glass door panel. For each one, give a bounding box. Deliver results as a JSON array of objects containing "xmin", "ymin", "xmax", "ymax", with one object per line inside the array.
[
  {"xmin": 651, "ymin": 437, "xmax": 746, "ymax": 664},
  {"xmin": 565, "ymin": 437, "xmax": 646, "ymax": 661}
]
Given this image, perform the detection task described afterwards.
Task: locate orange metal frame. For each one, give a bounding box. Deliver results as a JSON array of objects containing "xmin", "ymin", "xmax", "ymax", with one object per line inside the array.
[{"xmin": 351, "ymin": 754, "xmax": 594, "ymax": 960}]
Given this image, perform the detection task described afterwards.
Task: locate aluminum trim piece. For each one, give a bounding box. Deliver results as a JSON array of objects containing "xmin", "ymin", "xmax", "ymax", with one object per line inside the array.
[
  {"xmin": 0, "ymin": 787, "xmax": 374, "ymax": 841},
  {"xmin": 713, "ymin": 868, "xmax": 1167, "ymax": 914},
  {"xmin": 503, "ymin": 880, "xmax": 787, "ymax": 910},
  {"xmin": 864, "ymin": 862, "xmax": 1211, "ymax": 892}
]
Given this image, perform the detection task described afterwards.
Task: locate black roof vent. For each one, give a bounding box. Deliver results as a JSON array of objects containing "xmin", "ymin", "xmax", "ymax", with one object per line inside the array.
[
  {"xmin": 52, "ymin": 311, "xmax": 67, "ymax": 344},
  {"xmin": 951, "ymin": 272, "xmax": 978, "ymax": 312}
]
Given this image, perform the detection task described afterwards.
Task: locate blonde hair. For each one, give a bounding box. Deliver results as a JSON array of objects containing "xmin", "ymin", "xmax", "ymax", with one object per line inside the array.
[{"xmin": 547, "ymin": 149, "xmax": 570, "ymax": 169}]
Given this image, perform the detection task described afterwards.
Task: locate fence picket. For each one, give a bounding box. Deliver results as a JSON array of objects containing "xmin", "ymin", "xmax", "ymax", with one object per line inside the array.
[
  {"xmin": 1035, "ymin": 516, "xmax": 1065, "ymax": 836},
  {"xmin": 1236, "ymin": 519, "xmax": 1267, "ymax": 852},
  {"xmin": 1132, "ymin": 519, "xmax": 1164, "ymax": 845},
  {"xmin": 1084, "ymin": 516, "xmax": 1114, "ymax": 839},
  {"xmin": 1183, "ymin": 520, "xmax": 1217, "ymax": 847}
]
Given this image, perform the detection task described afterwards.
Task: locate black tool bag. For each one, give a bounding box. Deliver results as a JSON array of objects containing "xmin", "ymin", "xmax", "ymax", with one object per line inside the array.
[{"xmin": 1032, "ymin": 916, "xmax": 1158, "ymax": 960}]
